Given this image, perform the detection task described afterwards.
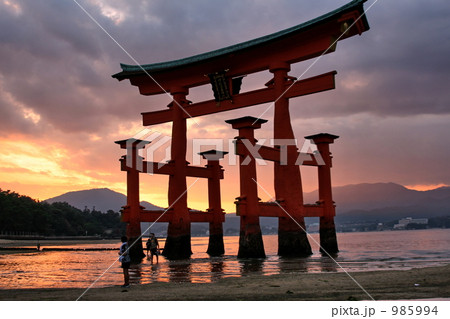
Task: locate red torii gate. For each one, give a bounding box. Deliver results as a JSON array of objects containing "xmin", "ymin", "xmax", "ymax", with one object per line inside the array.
[{"xmin": 113, "ymin": 0, "xmax": 370, "ymax": 260}]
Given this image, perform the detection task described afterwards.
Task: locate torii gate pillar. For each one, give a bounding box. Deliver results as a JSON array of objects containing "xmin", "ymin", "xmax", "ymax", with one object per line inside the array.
[
  {"xmin": 199, "ymin": 150, "xmax": 228, "ymax": 256},
  {"xmin": 226, "ymin": 116, "xmax": 266, "ymax": 258},
  {"xmin": 270, "ymin": 62, "xmax": 312, "ymax": 256},
  {"xmin": 163, "ymin": 87, "xmax": 192, "ymax": 260},
  {"xmin": 305, "ymin": 133, "xmax": 339, "ymax": 255},
  {"xmin": 115, "ymin": 138, "xmax": 150, "ymax": 262}
]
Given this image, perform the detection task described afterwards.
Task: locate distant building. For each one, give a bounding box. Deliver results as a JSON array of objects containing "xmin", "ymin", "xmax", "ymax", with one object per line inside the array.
[{"xmin": 394, "ymin": 217, "xmax": 428, "ymax": 230}]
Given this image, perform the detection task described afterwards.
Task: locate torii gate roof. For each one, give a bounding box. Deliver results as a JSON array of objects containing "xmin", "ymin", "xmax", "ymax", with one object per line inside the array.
[{"xmin": 112, "ymin": 0, "xmax": 369, "ymax": 95}]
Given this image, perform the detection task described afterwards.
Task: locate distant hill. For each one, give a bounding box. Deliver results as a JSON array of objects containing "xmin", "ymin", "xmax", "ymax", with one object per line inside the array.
[
  {"xmin": 304, "ymin": 182, "xmax": 450, "ymax": 223},
  {"xmin": 44, "ymin": 183, "xmax": 450, "ymax": 227},
  {"xmin": 45, "ymin": 188, "xmax": 162, "ymax": 212}
]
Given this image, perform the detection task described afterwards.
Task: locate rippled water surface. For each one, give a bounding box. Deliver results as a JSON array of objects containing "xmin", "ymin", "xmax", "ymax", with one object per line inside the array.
[{"xmin": 0, "ymin": 229, "xmax": 449, "ymax": 289}]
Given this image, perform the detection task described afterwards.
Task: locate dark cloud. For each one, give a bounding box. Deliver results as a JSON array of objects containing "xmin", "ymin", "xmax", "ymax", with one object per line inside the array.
[
  {"xmin": 1, "ymin": 0, "xmax": 449, "ymax": 136},
  {"xmin": 0, "ymin": 0, "xmax": 449, "ymax": 193},
  {"xmin": 291, "ymin": 0, "xmax": 450, "ymax": 118},
  {"xmin": 0, "ymin": 91, "xmax": 38, "ymax": 134}
]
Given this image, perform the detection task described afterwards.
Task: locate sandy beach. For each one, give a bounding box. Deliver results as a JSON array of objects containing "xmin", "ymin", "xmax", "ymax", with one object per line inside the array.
[{"xmin": 0, "ymin": 264, "xmax": 449, "ymax": 301}]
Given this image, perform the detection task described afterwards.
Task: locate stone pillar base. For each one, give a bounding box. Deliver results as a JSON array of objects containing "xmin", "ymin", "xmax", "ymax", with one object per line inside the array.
[
  {"xmin": 128, "ymin": 237, "xmax": 145, "ymax": 263},
  {"xmin": 237, "ymin": 229, "xmax": 265, "ymax": 258},
  {"xmin": 278, "ymin": 217, "xmax": 312, "ymax": 257},
  {"xmin": 319, "ymin": 217, "xmax": 339, "ymax": 255},
  {"xmin": 278, "ymin": 230, "xmax": 312, "ymax": 257},
  {"xmin": 162, "ymin": 234, "xmax": 192, "ymax": 260},
  {"xmin": 207, "ymin": 233, "xmax": 225, "ymax": 256}
]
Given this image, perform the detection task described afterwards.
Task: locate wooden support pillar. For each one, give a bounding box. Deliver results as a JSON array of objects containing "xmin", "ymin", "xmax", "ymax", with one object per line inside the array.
[
  {"xmin": 270, "ymin": 62, "xmax": 312, "ymax": 257},
  {"xmin": 305, "ymin": 133, "xmax": 339, "ymax": 255},
  {"xmin": 163, "ymin": 87, "xmax": 192, "ymax": 260},
  {"xmin": 115, "ymin": 138, "xmax": 150, "ymax": 262},
  {"xmin": 199, "ymin": 150, "xmax": 228, "ymax": 256},
  {"xmin": 226, "ymin": 116, "xmax": 266, "ymax": 258}
]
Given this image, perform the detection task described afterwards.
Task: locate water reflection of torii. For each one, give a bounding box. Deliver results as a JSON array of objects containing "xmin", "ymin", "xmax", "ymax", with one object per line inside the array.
[{"xmin": 112, "ymin": 0, "xmax": 370, "ymax": 261}]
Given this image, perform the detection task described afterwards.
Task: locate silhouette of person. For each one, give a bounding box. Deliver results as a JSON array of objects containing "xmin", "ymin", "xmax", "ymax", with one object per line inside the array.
[
  {"xmin": 146, "ymin": 233, "xmax": 160, "ymax": 264},
  {"xmin": 119, "ymin": 236, "xmax": 131, "ymax": 287}
]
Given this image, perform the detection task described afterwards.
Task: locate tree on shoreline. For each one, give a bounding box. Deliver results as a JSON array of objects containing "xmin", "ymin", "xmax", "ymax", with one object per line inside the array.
[{"xmin": 0, "ymin": 189, "xmax": 125, "ymax": 237}]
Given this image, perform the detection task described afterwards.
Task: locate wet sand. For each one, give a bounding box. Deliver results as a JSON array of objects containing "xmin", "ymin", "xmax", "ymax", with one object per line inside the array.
[{"xmin": 1, "ymin": 264, "xmax": 449, "ymax": 301}]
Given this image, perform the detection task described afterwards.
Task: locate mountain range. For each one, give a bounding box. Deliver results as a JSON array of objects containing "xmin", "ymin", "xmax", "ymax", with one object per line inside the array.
[
  {"xmin": 44, "ymin": 183, "xmax": 450, "ymax": 226},
  {"xmin": 45, "ymin": 188, "xmax": 162, "ymax": 212},
  {"xmin": 303, "ymin": 182, "xmax": 450, "ymax": 222}
]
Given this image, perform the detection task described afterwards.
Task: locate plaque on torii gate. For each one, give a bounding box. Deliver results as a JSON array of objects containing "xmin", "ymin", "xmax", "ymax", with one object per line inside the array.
[{"xmin": 113, "ymin": 0, "xmax": 370, "ymax": 260}]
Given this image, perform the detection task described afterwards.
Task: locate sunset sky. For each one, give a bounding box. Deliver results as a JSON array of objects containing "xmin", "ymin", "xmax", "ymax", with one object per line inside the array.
[{"xmin": 1, "ymin": 0, "xmax": 449, "ymax": 213}]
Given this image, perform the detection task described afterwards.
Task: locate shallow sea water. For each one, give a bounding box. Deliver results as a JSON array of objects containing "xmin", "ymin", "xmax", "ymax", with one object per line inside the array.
[{"xmin": 0, "ymin": 229, "xmax": 449, "ymax": 289}]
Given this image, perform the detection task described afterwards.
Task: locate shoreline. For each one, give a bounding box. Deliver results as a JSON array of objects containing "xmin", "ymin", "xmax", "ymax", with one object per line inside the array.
[
  {"xmin": 1, "ymin": 264, "xmax": 449, "ymax": 301},
  {"xmin": 0, "ymin": 238, "xmax": 119, "ymax": 248},
  {"xmin": 0, "ymin": 239, "xmax": 120, "ymax": 255}
]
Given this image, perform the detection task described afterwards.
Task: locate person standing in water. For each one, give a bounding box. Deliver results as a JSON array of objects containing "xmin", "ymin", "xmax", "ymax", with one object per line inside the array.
[
  {"xmin": 146, "ymin": 233, "xmax": 160, "ymax": 264},
  {"xmin": 119, "ymin": 236, "xmax": 131, "ymax": 288}
]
